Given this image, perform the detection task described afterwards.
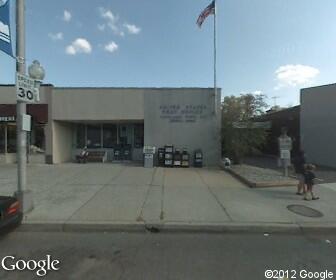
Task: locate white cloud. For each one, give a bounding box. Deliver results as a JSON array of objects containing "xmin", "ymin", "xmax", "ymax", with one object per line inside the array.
[
  {"xmin": 100, "ymin": 8, "xmax": 117, "ymax": 22},
  {"xmin": 66, "ymin": 38, "xmax": 92, "ymax": 55},
  {"xmin": 252, "ymin": 90, "xmax": 263, "ymax": 95},
  {"xmin": 98, "ymin": 7, "xmax": 123, "ymax": 36},
  {"xmin": 240, "ymin": 90, "xmax": 263, "ymax": 96},
  {"xmin": 48, "ymin": 32, "xmax": 63, "ymax": 41},
  {"xmin": 274, "ymin": 64, "xmax": 320, "ymax": 89},
  {"xmin": 98, "ymin": 7, "xmax": 140, "ymax": 37},
  {"xmin": 104, "ymin": 41, "xmax": 119, "ymax": 53},
  {"xmin": 63, "ymin": 10, "xmax": 72, "ymax": 22},
  {"xmin": 124, "ymin": 23, "xmax": 141, "ymax": 35}
]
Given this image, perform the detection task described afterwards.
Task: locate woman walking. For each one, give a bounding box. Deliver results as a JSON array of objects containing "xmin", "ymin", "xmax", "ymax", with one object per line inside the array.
[
  {"xmin": 293, "ymin": 150, "xmax": 306, "ymax": 195},
  {"xmin": 304, "ymin": 164, "xmax": 319, "ymax": 201}
]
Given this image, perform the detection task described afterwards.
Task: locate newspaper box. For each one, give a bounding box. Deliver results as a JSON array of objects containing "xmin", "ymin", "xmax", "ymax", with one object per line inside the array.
[{"xmin": 143, "ymin": 146, "xmax": 156, "ymax": 168}]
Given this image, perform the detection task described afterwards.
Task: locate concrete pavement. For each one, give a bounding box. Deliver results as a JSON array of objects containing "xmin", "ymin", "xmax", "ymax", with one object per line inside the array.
[{"xmin": 1, "ymin": 163, "xmax": 336, "ymax": 233}]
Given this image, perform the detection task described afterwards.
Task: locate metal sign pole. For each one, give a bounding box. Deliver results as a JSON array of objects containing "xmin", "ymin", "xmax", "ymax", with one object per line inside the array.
[
  {"xmin": 279, "ymin": 132, "xmax": 292, "ymax": 178},
  {"xmin": 284, "ymin": 162, "xmax": 288, "ymax": 177},
  {"xmin": 213, "ymin": 0, "xmax": 217, "ymax": 115},
  {"xmin": 15, "ymin": 0, "xmax": 33, "ymax": 213}
]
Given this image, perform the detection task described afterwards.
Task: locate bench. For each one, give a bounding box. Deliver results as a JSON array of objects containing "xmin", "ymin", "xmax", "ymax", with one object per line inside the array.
[{"xmin": 86, "ymin": 151, "xmax": 107, "ymax": 163}]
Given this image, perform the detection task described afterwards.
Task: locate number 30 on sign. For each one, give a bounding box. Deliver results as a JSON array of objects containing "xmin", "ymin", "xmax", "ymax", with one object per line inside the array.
[{"xmin": 16, "ymin": 73, "xmax": 38, "ymax": 103}]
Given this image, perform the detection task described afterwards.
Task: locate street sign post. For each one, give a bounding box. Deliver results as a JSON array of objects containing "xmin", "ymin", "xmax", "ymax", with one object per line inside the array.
[
  {"xmin": 278, "ymin": 134, "xmax": 292, "ymax": 177},
  {"xmin": 279, "ymin": 137, "xmax": 292, "ymax": 151},
  {"xmin": 16, "ymin": 72, "xmax": 39, "ymax": 103},
  {"xmin": 280, "ymin": 149, "xmax": 291, "ymax": 160},
  {"xmin": 21, "ymin": 113, "xmax": 31, "ymax": 132},
  {"xmin": 15, "ymin": 0, "xmax": 35, "ymax": 214}
]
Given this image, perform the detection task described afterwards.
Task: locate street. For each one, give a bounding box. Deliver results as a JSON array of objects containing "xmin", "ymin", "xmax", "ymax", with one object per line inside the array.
[{"xmin": 0, "ymin": 231, "xmax": 335, "ymax": 280}]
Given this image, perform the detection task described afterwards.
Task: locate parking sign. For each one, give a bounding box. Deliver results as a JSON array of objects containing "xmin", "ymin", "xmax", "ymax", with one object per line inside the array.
[
  {"xmin": 278, "ymin": 136, "xmax": 292, "ymax": 151},
  {"xmin": 280, "ymin": 149, "xmax": 291, "ymax": 160}
]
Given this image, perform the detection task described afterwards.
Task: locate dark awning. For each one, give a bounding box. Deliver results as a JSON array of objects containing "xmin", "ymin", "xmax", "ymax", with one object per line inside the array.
[{"xmin": 0, "ymin": 104, "xmax": 48, "ymax": 123}]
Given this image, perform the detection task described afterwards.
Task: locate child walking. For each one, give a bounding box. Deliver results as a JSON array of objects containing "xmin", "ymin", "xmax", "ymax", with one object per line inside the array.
[{"xmin": 303, "ymin": 164, "xmax": 319, "ymax": 201}]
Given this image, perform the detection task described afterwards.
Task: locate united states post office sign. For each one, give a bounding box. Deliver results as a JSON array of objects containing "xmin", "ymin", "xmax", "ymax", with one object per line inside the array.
[{"xmin": 159, "ymin": 104, "xmax": 208, "ymax": 123}]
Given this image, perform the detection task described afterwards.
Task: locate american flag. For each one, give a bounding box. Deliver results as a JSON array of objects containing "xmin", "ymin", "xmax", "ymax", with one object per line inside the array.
[{"xmin": 196, "ymin": 1, "xmax": 215, "ymax": 28}]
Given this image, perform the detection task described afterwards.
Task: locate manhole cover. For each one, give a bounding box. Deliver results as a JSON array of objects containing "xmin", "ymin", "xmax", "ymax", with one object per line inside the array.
[{"xmin": 287, "ymin": 205, "xmax": 323, "ymax": 218}]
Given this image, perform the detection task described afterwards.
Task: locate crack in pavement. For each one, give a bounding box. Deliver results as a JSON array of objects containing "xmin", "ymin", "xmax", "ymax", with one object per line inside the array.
[
  {"xmin": 136, "ymin": 167, "xmax": 158, "ymax": 223},
  {"xmin": 160, "ymin": 168, "xmax": 166, "ymax": 221},
  {"xmin": 65, "ymin": 165, "xmax": 127, "ymax": 223},
  {"xmin": 196, "ymin": 169, "xmax": 234, "ymax": 222}
]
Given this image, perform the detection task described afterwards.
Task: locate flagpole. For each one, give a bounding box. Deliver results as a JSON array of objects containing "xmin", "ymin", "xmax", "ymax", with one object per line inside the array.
[{"xmin": 214, "ymin": 0, "xmax": 217, "ymax": 115}]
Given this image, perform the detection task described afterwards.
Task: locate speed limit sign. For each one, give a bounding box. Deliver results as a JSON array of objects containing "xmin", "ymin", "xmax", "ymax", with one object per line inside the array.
[{"xmin": 16, "ymin": 72, "xmax": 39, "ymax": 103}]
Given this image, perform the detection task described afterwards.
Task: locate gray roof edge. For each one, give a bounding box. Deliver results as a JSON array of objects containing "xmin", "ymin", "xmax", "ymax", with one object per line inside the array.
[
  {"xmin": 0, "ymin": 84, "xmax": 54, "ymax": 87},
  {"xmin": 301, "ymin": 83, "xmax": 336, "ymax": 91},
  {"xmin": 0, "ymin": 84, "xmax": 222, "ymax": 91},
  {"xmin": 53, "ymin": 87, "xmax": 222, "ymax": 90}
]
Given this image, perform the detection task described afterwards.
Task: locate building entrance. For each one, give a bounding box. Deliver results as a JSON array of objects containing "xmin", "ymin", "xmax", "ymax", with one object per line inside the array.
[{"xmin": 74, "ymin": 122, "xmax": 144, "ymax": 162}]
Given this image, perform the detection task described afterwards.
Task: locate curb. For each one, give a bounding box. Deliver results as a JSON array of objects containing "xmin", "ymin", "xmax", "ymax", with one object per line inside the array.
[
  {"xmin": 17, "ymin": 222, "xmax": 146, "ymax": 233},
  {"xmin": 16, "ymin": 221, "xmax": 336, "ymax": 234}
]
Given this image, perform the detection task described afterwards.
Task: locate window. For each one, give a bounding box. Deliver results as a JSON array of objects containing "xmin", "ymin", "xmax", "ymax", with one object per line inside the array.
[
  {"xmin": 87, "ymin": 124, "xmax": 101, "ymax": 148},
  {"xmin": 32, "ymin": 125, "xmax": 45, "ymax": 150},
  {"xmin": 76, "ymin": 124, "xmax": 86, "ymax": 149},
  {"xmin": 103, "ymin": 124, "xmax": 117, "ymax": 148},
  {"xmin": 119, "ymin": 125, "xmax": 128, "ymax": 145},
  {"xmin": 134, "ymin": 124, "xmax": 144, "ymax": 148},
  {"xmin": 7, "ymin": 124, "xmax": 16, "ymax": 153}
]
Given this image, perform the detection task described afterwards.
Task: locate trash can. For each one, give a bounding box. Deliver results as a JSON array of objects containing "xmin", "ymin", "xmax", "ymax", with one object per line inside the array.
[
  {"xmin": 143, "ymin": 146, "xmax": 156, "ymax": 168},
  {"xmin": 194, "ymin": 149, "xmax": 203, "ymax": 167}
]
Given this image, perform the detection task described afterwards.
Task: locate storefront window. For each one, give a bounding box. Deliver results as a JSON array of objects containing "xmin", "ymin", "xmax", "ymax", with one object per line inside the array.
[
  {"xmin": 7, "ymin": 124, "xmax": 16, "ymax": 153},
  {"xmin": 76, "ymin": 124, "xmax": 86, "ymax": 149},
  {"xmin": 119, "ymin": 125, "xmax": 128, "ymax": 145},
  {"xmin": 87, "ymin": 124, "xmax": 101, "ymax": 148},
  {"xmin": 134, "ymin": 124, "xmax": 144, "ymax": 148},
  {"xmin": 0, "ymin": 125, "xmax": 5, "ymax": 153},
  {"xmin": 103, "ymin": 124, "xmax": 117, "ymax": 148},
  {"xmin": 31, "ymin": 125, "xmax": 45, "ymax": 150}
]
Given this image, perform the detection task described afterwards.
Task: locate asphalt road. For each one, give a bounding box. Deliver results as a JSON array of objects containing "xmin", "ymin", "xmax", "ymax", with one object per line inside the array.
[{"xmin": 0, "ymin": 231, "xmax": 335, "ymax": 280}]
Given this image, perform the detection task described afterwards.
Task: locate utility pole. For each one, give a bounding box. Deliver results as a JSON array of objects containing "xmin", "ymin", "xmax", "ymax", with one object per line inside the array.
[
  {"xmin": 272, "ymin": 96, "xmax": 280, "ymax": 107},
  {"xmin": 15, "ymin": 0, "xmax": 33, "ymax": 213},
  {"xmin": 213, "ymin": 0, "xmax": 217, "ymax": 115}
]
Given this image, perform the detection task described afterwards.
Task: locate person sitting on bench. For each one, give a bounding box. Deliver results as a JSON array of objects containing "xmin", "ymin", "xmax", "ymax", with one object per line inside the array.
[{"xmin": 77, "ymin": 146, "xmax": 89, "ymax": 163}]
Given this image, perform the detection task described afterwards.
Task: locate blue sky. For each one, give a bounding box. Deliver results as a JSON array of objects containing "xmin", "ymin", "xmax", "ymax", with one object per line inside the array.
[{"xmin": 1, "ymin": 0, "xmax": 336, "ymax": 107}]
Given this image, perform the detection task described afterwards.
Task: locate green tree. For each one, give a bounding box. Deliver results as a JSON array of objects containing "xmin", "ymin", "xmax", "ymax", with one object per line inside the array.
[{"xmin": 221, "ymin": 93, "xmax": 268, "ymax": 163}]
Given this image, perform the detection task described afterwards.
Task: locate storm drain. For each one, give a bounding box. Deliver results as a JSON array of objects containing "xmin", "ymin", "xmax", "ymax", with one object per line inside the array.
[{"xmin": 287, "ymin": 205, "xmax": 323, "ymax": 218}]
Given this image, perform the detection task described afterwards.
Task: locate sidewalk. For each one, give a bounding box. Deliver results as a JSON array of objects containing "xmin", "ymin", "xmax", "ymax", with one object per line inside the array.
[
  {"xmin": 243, "ymin": 155, "xmax": 336, "ymax": 184},
  {"xmin": 1, "ymin": 163, "xmax": 336, "ymax": 233},
  {"xmin": 224, "ymin": 163, "xmax": 298, "ymax": 188}
]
